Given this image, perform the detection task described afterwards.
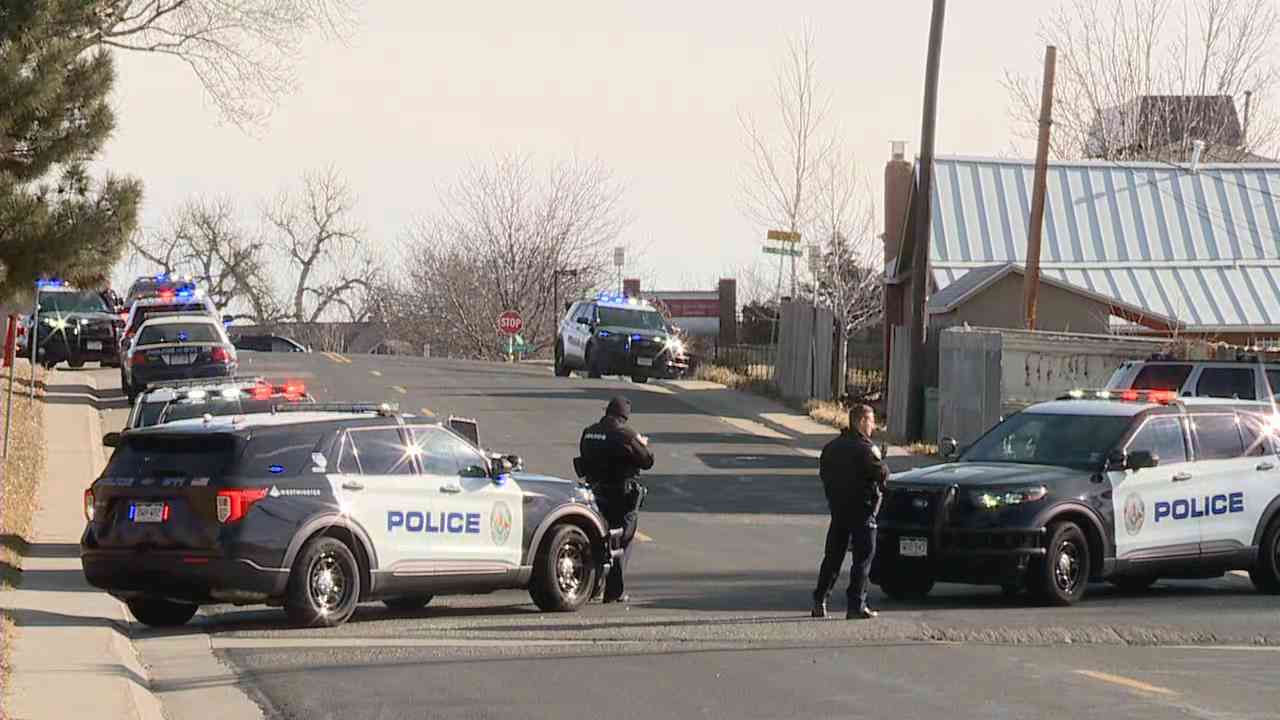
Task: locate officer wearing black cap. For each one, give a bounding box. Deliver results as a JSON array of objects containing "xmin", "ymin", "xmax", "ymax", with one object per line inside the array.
[
  {"xmin": 578, "ymin": 396, "xmax": 653, "ymax": 603},
  {"xmin": 811, "ymin": 403, "xmax": 889, "ymax": 619}
]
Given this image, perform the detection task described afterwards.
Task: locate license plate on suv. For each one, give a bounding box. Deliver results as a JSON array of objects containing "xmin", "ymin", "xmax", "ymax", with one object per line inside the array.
[
  {"xmin": 899, "ymin": 536, "xmax": 928, "ymax": 557},
  {"xmin": 130, "ymin": 502, "xmax": 166, "ymax": 523},
  {"xmin": 163, "ymin": 352, "xmax": 195, "ymax": 365},
  {"xmin": 85, "ymin": 340, "xmax": 102, "ymax": 351},
  {"xmin": 636, "ymin": 357, "xmax": 653, "ymax": 367}
]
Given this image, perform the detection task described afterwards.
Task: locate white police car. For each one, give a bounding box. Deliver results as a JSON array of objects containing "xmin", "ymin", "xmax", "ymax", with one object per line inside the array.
[
  {"xmin": 873, "ymin": 390, "xmax": 1280, "ymax": 604},
  {"xmin": 123, "ymin": 376, "xmax": 312, "ymax": 430},
  {"xmin": 555, "ymin": 293, "xmax": 688, "ymax": 382},
  {"xmin": 83, "ymin": 404, "xmax": 621, "ymax": 628}
]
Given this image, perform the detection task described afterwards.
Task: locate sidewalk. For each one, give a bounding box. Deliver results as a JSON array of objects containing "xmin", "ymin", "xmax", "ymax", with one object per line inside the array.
[{"xmin": 1, "ymin": 371, "xmax": 164, "ymax": 720}]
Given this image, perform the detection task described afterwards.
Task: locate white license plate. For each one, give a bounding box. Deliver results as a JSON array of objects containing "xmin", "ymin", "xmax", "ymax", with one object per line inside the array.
[
  {"xmin": 636, "ymin": 357, "xmax": 653, "ymax": 367},
  {"xmin": 899, "ymin": 536, "xmax": 928, "ymax": 557},
  {"xmin": 164, "ymin": 353, "xmax": 195, "ymax": 365},
  {"xmin": 132, "ymin": 502, "xmax": 165, "ymax": 523},
  {"xmin": 86, "ymin": 341, "xmax": 102, "ymax": 351}
]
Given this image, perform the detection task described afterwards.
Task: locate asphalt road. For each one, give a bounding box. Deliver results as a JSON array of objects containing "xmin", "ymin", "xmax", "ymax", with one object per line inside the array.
[{"xmin": 74, "ymin": 352, "xmax": 1280, "ymax": 719}]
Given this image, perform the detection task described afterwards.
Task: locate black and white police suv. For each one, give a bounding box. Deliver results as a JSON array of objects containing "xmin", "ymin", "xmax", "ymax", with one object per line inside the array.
[
  {"xmin": 125, "ymin": 377, "xmax": 312, "ymax": 430},
  {"xmin": 82, "ymin": 404, "xmax": 621, "ymax": 628},
  {"xmin": 872, "ymin": 389, "xmax": 1280, "ymax": 605},
  {"xmin": 554, "ymin": 293, "xmax": 689, "ymax": 383}
]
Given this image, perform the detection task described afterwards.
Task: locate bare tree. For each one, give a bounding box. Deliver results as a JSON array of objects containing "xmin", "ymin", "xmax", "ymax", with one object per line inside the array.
[
  {"xmin": 739, "ymin": 27, "xmax": 835, "ymax": 297},
  {"xmin": 76, "ymin": 1, "xmax": 357, "ymax": 127},
  {"xmin": 811, "ymin": 150, "xmax": 883, "ymax": 397},
  {"xmin": 401, "ymin": 153, "xmax": 626, "ymax": 360},
  {"xmin": 262, "ymin": 167, "xmax": 377, "ymax": 324},
  {"xmin": 1005, "ymin": 0, "xmax": 1280, "ymax": 161}
]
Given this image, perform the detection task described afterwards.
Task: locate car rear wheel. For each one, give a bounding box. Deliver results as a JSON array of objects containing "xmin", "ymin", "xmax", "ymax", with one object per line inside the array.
[
  {"xmin": 68, "ymin": 358, "xmax": 85, "ymax": 369},
  {"xmin": 585, "ymin": 345, "xmax": 602, "ymax": 379},
  {"xmin": 554, "ymin": 342, "xmax": 571, "ymax": 377},
  {"xmin": 285, "ymin": 536, "xmax": 362, "ymax": 627},
  {"xmin": 1249, "ymin": 518, "xmax": 1280, "ymax": 594},
  {"xmin": 1030, "ymin": 521, "xmax": 1090, "ymax": 605},
  {"xmin": 126, "ymin": 598, "xmax": 198, "ymax": 627},
  {"xmin": 529, "ymin": 524, "xmax": 597, "ymax": 612},
  {"xmin": 631, "ymin": 374, "xmax": 648, "ymax": 384},
  {"xmin": 382, "ymin": 595, "xmax": 434, "ymax": 612}
]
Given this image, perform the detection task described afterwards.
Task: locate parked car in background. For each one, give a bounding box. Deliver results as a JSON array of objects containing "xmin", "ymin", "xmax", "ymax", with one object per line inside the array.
[
  {"xmin": 1106, "ymin": 356, "xmax": 1280, "ymax": 402},
  {"xmin": 231, "ymin": 334, "xmax": 309, "ymax": 353}
]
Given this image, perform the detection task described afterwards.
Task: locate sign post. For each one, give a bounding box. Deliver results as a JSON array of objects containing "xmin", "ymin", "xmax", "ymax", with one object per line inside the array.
[
  {"xmin": 613, "ymin": 247, "xmax": 625, "ymax": 293},
  {"xmin": 496, "ymin": 310, "xmax": 524, "ymax": 362},
  {"xmin": 3, "ymin": 315, "xmax": 16, "ymax": 459}
]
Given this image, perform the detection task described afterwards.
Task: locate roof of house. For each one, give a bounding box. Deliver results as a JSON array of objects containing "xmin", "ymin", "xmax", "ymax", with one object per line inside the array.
[{"xmin": 923, "ymin": 155, "xmax": 1280, "ymax": 332}]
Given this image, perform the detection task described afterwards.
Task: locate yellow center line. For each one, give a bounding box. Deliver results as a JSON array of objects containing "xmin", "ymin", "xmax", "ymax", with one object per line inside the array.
[
  {"xmin": 370, "ymin": 370, "xmax": 382, "ymax": 377},
  {"xmin": 420, "ymin": 407, "xmax": 435, "ymax": 416},
  {"xmin": 634, "ymin": 531, "xmax": 654, "ymax": 543},
  {"xmin": 322, "ymin": 351, "xmax": 351, "ymax": 364},
  {"xmin": 1074, "ymin": 670, "xmax": 1178, "ymax": 697},
  {"xmin": 391, "ymin": 385, "xmax": 407, "ymax": 395}
]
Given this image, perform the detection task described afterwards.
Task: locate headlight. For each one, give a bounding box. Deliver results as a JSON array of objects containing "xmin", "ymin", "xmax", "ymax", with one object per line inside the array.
[
  {"xmin": 666, "ymin": 337, "xmax": 685, "ymax": 355},
  {"xmin": 44, "ymin": 317, "xmax": 69, "ymax": 330},
  {"xmin": 83, "ymin": 489, "xmax": 95, "ymax": 522},
  {"xmin": 970, "ymin": 485, "xmax": 1047, "ymax": 509}
]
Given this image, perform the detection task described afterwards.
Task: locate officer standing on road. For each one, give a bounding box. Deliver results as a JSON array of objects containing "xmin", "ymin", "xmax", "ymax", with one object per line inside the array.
[
  {"xmin": 811, "ymin": 404, "xmax": 889, "ymax": 620},
  {"xmin": 578, "ymin": 396, "xmax": 654, "ymax": 604}
]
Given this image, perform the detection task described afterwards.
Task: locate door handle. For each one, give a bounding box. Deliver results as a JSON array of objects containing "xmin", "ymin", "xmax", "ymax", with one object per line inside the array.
[
  {"xmin": 341, "ymin": 480, "xmax": 364, "ymax": 491},
  {"xmin": 440, "ymin": 485, "xmax": 463, "ymax": 494},
  {"xmin": 1257, "ymin": 462, "xmax": 1277, "ymax": 472},
  {"xmin": 1171, "ymin": 472, "xmax": 1193, "ymax": 483}
]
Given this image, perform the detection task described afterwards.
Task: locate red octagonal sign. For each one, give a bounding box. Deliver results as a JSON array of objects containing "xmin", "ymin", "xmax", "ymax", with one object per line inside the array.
[{"xmin": 496, "ymin": 310, "xmax": 523, "ymax": 335}]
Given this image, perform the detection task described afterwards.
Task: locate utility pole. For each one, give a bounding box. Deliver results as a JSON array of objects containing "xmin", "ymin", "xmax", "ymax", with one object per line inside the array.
[
  {"xmin": 1023, "ymin": 45, "xmax": 1057, "ymax": 330},
  {"xmin": 905, "ymin": 0, "xmax": 947, "ymax": 442}
]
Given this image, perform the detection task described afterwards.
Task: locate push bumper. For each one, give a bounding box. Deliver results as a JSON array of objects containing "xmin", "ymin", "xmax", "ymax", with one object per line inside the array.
[
  {"xmin": 872, "ymin": 526, "xmax": 1047, "ymax": 586},
  {"xmin": 81, "ymin": 548, "xmax": 288, "ymax": 604},
  {"xmin": 594, "ymin": 342, "xmax": 685, "ymax": 378},
  {"xmin": 33, "ymin": 331, "xmax": 118, "ymax": 365}
]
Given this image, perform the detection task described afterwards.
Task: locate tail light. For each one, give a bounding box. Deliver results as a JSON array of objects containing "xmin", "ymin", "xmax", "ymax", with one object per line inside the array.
[
  {"xmin": 130, "ymin": 352, "xmax": 146, "ymax": 367},
  {"xmin": 216, "ymin": 488, "xmax": 268, "ymax": 523},
  {"xmin": 283, "ymin": 380, "xmax": 306, "ymax": 398},
  {"xmin": 250, "ymin": 384, "xmax": 272, "ymax": 400},
  {"xmin": 84, "ymin": 489, "xmax": 95, "ymax": 522},
  {"xmin": 210, "ymin": 346, "xmax": 231, "ymax": 364}
]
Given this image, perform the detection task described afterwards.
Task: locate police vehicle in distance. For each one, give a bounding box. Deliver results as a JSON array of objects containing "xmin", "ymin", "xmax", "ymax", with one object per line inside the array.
[
  {"xmin": 123, "ymin": 377, "xmax": 313, "ymax": 430},
  {"xmin": 555, "ymin": 293, "xmax": 689, "ymax": 383},
  {"xmin": 118, "ymin": 285, "xmax": 220, "ymax": 358},
  {"xmin": 125, "ymin": 273, "xmax": 198, "ymax": 306},
  {"xmin": 122, "ymin": 315, "xmax": 238, "ymax": 403},
  {"xmin": 872, "ymin": 389, "xmax": 1280, "ymax": 605},
  {"xmin": 28, "ymin": 279, "xmax": 122, "ymax": 369},
  {"xmin": 82, "ymin": 404, "xmax": 622, "ymax": 628},
  {"xmin": 1106, "ymin": 354, "xmax": 1280, "ymax": 402}
]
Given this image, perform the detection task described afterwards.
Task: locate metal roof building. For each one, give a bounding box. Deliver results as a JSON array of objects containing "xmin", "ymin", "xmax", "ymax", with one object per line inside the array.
[{"xmin": 917, "ymin": 155, "xmax": 1280, "ymax": 335}]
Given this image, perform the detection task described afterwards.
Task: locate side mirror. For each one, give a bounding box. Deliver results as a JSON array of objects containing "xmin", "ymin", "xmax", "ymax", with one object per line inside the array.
[
  {"xmin": 939, "ymin": 436, "xmax": 959, "ymax": 459},
  {"xmin": 503, "ymin": 454, "xmax": 524, "ymax": 472},
  {"xmin": 102, "ymin": 432, "xmax": 122, "ymax": 448},
  {"xmin": 576, "ymin": 317, "xmax": 591, "ymax": 326}
]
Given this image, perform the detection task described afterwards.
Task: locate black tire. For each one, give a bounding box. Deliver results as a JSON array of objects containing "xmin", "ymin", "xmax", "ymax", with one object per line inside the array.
[
  {"xmin": 127, "ymin": 598, "xmax": 198, "ymax": 627},
  {"xmin": 285, "ymin": 536, "xmax": 362, "ymax": 627},
  {"xmin": 585, "ymin": 344, "xmax": 602, "ymax": 379},
  {"xmin": 631, "ymin": 374, "xmax": 649, "ymax": 384},
  {"xmin": 877, "ymin": 574, "xmax": 934, "ymax": 602},
  {"xmin": 1108, "ymin": 575, "xmax": 1158, "ymax": 592},
  {"xmin": 1249, "ymin": 518, "xmax": 1280, "ymax": 594},
  {"xmin": 1030, "ymin": 521, "xmax": 1090, "ymax": 605},
  {"xmin": 382, "ymin": 595, "xmax": 434, "ymax": 612},
  {"xmin": 68, "ymin": 358, "xmax": 85, "ymax": 369},
  {"xmin": 554, "ymin": 342, "xmax": 571, "ymax": 377},
  {"xmin": 529, "ymin": 524, "xmax": 597, "ymax": 612}
]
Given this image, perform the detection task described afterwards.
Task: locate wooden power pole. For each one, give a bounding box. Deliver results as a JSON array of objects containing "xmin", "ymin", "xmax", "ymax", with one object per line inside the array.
[
  {"xmin": 905, "ymin": 0, "xmax": 947, "ymax": 442},
  {"xmin": 1023, "ymin": 45, "xmax": 1057, "ymax": 330}
]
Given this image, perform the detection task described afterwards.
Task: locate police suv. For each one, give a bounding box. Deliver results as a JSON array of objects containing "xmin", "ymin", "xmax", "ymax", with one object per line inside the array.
[
  {"xmin": 872, "ymin": 390, "xmax": 1280, "ymax": 605},
  {"xmin": 82, "ymin": 404, "xmax": 621, "ymax": 628},
  {"xmin": 28, "ymin": 280, "xmax": 122, "ymax": 369},
  {"xmin": 555, "ymin": 293, "xmax": 689, "ymax": 383},
  {"xmin": 121, "ymin": 315, "xmax": 238, "ymax": 403},
  {"xmin": 124, "ymin": 377, "xmax": 313, "ymax": 430}
]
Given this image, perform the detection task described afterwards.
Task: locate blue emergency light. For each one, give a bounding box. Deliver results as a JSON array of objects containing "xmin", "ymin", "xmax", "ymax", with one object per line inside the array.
[{"xmin": 35, "ymin": 278, "xmax": 66, "ymax": 289}]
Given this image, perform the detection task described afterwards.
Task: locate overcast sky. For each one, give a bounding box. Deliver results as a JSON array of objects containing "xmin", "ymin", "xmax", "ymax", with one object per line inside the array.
[{"xmin": 100, "ymin": 2, "xmax": 1050, "ymax": 294}]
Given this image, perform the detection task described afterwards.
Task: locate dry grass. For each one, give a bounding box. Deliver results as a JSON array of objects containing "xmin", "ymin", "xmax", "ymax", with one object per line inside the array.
[
  {"xmin": 906, "ymin": 442, "xmax": 938, "ymax": 456},
  {"xmin": 805, "ymin": 399, "xmax": 851, "ymax": 430},
  {"xmin": 0, "ymin": 361, "xmax": 45, "ymax": 589},
  {"xmin": 694, "ymin": 363, "xmax": 782, "ymax": 399}
]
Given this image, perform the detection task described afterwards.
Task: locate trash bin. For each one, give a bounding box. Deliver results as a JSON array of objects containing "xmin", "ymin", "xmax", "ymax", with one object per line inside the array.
[{"xmin": 924, "ymin": 387, "xmax": 939, "ymax": 445}]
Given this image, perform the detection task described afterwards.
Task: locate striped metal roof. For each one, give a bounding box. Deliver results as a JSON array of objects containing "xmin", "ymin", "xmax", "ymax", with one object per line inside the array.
[{"xmin": 930, "ymin": 156, "xmax": 1280, "ymax": 330}]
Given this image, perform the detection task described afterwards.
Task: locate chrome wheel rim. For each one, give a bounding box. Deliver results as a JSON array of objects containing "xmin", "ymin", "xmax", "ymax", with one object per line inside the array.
[
  {"xmin": 1054, "ymin": 540, "xmax": 1082, "ymax": 593},
  {"xmin": 309, "ymin": 551, "xmax": 348, "ymax": 613},
  {"xmin": 556, "ymin": 539, "xmax": 588, "ymax": 599}
]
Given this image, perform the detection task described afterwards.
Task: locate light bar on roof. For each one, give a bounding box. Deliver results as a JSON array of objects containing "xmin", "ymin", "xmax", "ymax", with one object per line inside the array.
[
  {"xmin": 1059, "ymin": 388, "xmax": 1177, "ymax": 404},
  {"xmin": 35, "ymin": 278, "xmax": 67, "ymax": 289}
]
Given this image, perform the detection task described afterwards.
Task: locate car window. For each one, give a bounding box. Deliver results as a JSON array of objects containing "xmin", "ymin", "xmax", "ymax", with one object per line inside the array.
[
  {"xmin": 106, "ymin": 434, "xmax": 238, "ymax": 478},
  {"xmin": 336, "ymin": 434, "xmax": 360, "ymax": 474},
  {"xmin": 1195, "ymin": 367, "xmax": 1257, "ymax": 400},
  {"xmin": 410, "ymin": 426, "xmax": 487, "ymax": 476},
  {"xmin": 596, "ymin": 306, "xmax": 667, "ymax": 330},
  {"xmin": 961, "ymin": 413, "xmax": 1132, "ymax": 469},
  {"xmin": 1126, "ymin": 417, "xmax": 1187, "ymax": 464},
  {"xmin": 1266, "ymin": 369, "xmax": 1280, "ymax": 398},
  {"xmin": 1239, "ymin": 413, "xmax": 1275, "ymax": 458},
  {"xmin": 237, "ymin": 428, "xmax": 328, "ymax": 477},
  {"xmin": 271, "ymin": 338, "xmax": 298, "ymax": 352},
  {"xmin": 1192, "ymin": 414, "xmax": 1246, "ymax": 460},
  {"xmin": 38, "ymin": 290, "xmax": 108, "ymax": 314},
  {"xmin": 1130, "ymin": 364, "xmax": 1193, "ymax": 391},
  {"xmin": 347, "ymin": 428, "xmax": 415, "ymax": 475},
  {"xmin": 137, "ymin": 323, "xmax": 219, "ymax": 345}
]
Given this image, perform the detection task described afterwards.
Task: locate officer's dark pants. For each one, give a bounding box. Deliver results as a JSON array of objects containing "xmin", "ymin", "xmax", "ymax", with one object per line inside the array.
[
  {"xmin": 813, "ymin": 504, "xmax": 877, "ymax": 610},
  {"xmin": 596, "ymin": 490, "xmax": 639, "ymax": 599}
]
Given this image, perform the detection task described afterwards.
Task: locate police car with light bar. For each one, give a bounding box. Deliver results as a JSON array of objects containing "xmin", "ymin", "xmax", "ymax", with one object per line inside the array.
[
  {"xmin": 555, "ymin": 292, "xmax": 689, "ymax": 382},
  {"xmin": 123, "ymin": 377, "xmax": 313, "ymax": 430},
  {"xmin": 82, "ymin": 404, "xmax": 622, "ymax": 628},
  {"xmin": 872, "ymin": 389, "xmax": 1280, "ymax": 605},
  {"xmin": 29, "ymin": 279, "xmax": 122, "ymax": 369},
  {"xmin": 122, "ymin": 315, "xmax": 238, "ymax": 403}
]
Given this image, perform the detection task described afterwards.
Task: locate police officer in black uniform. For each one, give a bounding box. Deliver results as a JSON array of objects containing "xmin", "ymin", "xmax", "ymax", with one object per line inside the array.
[
  {"xmin": 578, "ymin": 396, "xmax": 654, "ymax": 603},
  {"xmin": 811, "ymin": 404, "xmax": 889, "ymax": 619}
]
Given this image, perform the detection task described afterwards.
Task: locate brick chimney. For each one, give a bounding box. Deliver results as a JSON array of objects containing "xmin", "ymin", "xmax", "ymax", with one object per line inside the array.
[
  {"xmin": 884, "ymin": 140, "xmax": 913, "ymax": 272},
  {"xmin": 623, "ymin": 278, "xmax": 640, "ymax": 297}
]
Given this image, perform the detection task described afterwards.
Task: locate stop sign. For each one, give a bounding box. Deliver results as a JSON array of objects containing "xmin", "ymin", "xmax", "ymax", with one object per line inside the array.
[{"xmin": 496, "ymin": 310, "xmax": 524, "ymax": 335}]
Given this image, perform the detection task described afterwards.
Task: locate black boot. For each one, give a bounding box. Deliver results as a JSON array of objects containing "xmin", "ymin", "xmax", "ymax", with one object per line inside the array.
[
  {"xmin": 811, "ymin": 596, "xmax": 828, "ymax": 618},
  {"xmin": 847, "ymin": 606, "xmax": 879, "ymax": 620}
]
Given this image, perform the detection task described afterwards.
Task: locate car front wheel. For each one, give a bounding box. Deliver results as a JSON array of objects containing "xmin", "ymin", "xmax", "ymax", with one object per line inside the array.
[
  {"xmin": 529, "ymin": 524, "xmax": 597, "ymax": 612},
  {"xmin": 1249, "ymin": 518, "xmax": 1280, "ymax": 594},
  {"xmin": 1030, "ymin": 521, "xmax": 1090, "ymax": 605},
  {"xmin": 554, "ymin": 342, "xmax": 571, "ymax": 377}
]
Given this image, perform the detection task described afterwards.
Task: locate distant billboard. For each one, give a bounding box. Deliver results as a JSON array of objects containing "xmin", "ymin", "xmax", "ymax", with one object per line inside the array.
[{"xmin": 650, "ymin": 292, "xmax": 720, "ymax": 336}]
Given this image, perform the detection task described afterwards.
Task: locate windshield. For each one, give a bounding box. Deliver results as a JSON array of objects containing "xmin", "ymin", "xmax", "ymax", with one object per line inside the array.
[
  {"xmin": 960, "ymin": 412, "xmax": 1133, "ymax": 470},
  {"xmin": 597, "ymin": 306, "xmax": 666, "ymax": 331},
  {"xmin": 38, "ymin": 291, "xmax": 107, "ymax": 314},
  {"xmin": 138, "ymin": 323, "xmax": 219, "ymax": 345}
]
